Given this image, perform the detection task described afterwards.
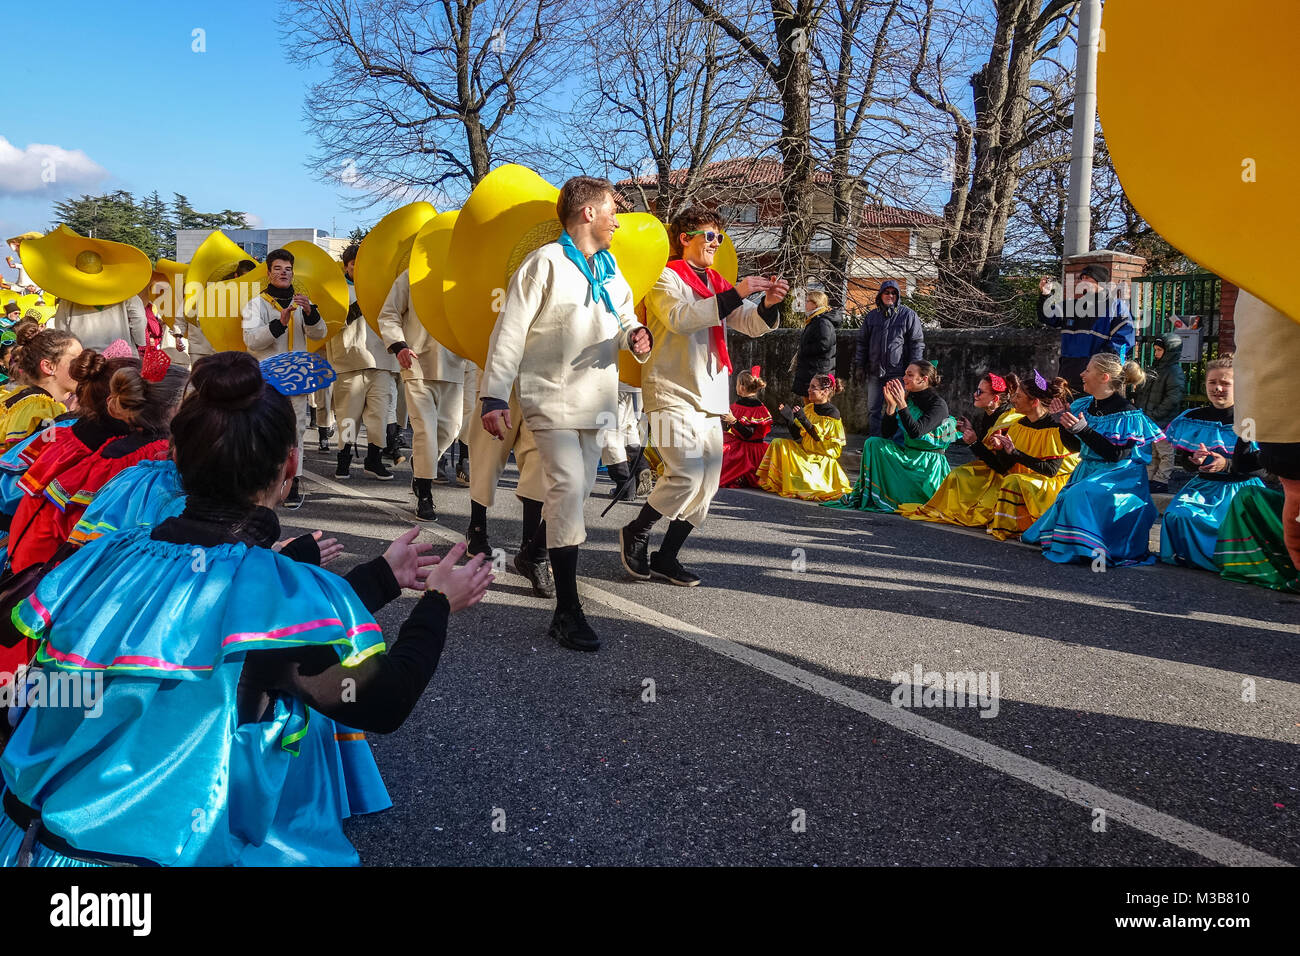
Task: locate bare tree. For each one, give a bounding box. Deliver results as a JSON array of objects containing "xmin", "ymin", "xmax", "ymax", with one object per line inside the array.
[
  {"xmin": 685, "ymin": 0, "xmax": 831, "ymax": 312},
  {"xmin": 281, "ymin": 0, "xmax": 577, "ymax": 205},
  {"xmin": 907, "ymin": 0, "xmax": 1077, "ymax": 313},
  {"xmin": 562, "ymin": 0, "xmax": 771, "ymax": 220}
]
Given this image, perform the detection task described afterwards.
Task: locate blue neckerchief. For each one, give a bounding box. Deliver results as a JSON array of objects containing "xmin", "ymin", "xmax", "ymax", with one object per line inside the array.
[{"xmin": 558, "ymin": 230, "xmax": 621, "ymax": 326}]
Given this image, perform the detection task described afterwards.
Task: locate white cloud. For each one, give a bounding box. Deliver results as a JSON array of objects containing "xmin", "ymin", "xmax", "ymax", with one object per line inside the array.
[
  {"xmin": 243, "ymin": 212, "xmax": 265, "ymax": 229},
  {"xmin": 0, "ymin": 137, "xmax": 109, "ymax": 196}
]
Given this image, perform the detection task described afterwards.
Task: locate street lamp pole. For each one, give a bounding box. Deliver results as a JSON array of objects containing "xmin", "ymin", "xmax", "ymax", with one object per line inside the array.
[{"xmin": 1064, "ymin": 0, "xmax": 1103, "ymax": 259}]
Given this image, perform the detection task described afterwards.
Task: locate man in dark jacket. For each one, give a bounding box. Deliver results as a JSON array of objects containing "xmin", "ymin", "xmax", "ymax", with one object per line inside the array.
[
  {"xmin": 1037, "ymin": 263, "xmax": 1135, "ymax": 392},
  {"xmin": 792, "ymin": 290, "xmax": 841, "ymax": 399},
  {"xmin": 851, "ymin": 280, "xmax": 924, "ymax": 436},
  {"xmin": 1134, "ymin": 331, "xmax": 1186, "ymax": 491}
]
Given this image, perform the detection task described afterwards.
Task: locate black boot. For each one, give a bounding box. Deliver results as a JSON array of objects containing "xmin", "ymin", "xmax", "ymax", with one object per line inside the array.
[
  {"xmin": 619, "ymin": 503, "xmax": 660, "ymax": 580},
  {"xmin": 547, "ymin": 546, "xmax": 598, "ymax": 651},
  {"xmin": 318, "ymin": 424, "xmax": 334, "ymax": 452},
  {"xmin": 335, "ymin": 446, "xmax": 352, "ymax": 479},
  {"xmin": 434, "ymin": 451, "xmax": 454, "ymax": 484},
  {"xmin": 284, "ymin": 476, "xmax": 305, "ymax": 510},
  {"xmin": 649, "ymin": 519, "xmax": 700, "ymax": 587},
  {"xmin": 466, "ymin": 501, "xmax": 491, "ymax": 556},
  {"xmin": 385, "ymin": 423, "xmax": 408, "ymax": 466},
  {"xmin": 413, "ymin": 477, "xmax": 436, "ymax": 522},
  {"xmin": 456, "ymin": 441, "xmax": 470, "ymax": 485},
  {"xmin": 364, "ymin": 443, "xmax": 394, "ymax": 480},
  {"xmin": 606, "ymin": 461, "xmax": 634, "ymax": 501}
]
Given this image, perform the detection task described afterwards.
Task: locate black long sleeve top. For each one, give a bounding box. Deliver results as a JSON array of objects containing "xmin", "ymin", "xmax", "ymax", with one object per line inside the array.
[
  {"xmin": 968, "ymin": 415, "xmax": 1068, "ymax": 477},
  {"xmin": 150, "ymin": 499, "xmax": 449, "ymax": 735},
  {"xmin": 1170, "ymin": 406, "xmax": 1267, "ymax": 483},
  {"xmin": 884, "ymin": 387, "xmax": 948, "ymax": 440},
  {"xmin": 1057, "ymin": 392, "xmax": 1135, "ymax": 462}
]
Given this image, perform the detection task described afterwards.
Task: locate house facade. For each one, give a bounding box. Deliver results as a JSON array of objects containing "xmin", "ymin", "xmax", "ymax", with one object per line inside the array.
[{"xmin": 615, "ymin": 157, "xmax": 945, "ymax": 314}]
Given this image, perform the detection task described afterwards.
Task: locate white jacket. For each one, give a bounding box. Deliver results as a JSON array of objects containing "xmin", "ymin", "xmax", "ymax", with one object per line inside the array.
[
  {"xmin": 329, "ymin": 279, "xmax": 398, "ymax": 375},
  {"xmin": 377, "ymin": 271, "xmax": 463, "ymax": 383},
  {"xmin": 481, "ymin": 242, "xmax": 648, "ymax": 431},
  {"xmin": 642, "ymin": 266, "xmax": 775, "ymax": 416},
  {"xmin": 52, "ymin": 298, "xmax": 147, "ymax": 354},
  {"xmin": 241, "ymin": 288, "xmax": 328, "ymax": 361}
]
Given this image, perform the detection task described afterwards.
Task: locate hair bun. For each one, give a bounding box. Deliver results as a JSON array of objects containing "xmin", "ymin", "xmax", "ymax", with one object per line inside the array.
[
  {"xmin": 190, "ymin": 352, "xmax": 264, "ymax": 411},
  {"xmin": 14, "ymin": 322, "xmax": 43, "ymax": 348},
  {"xmin": 71, "ymin": 348, "xmax": 109, "ymax": 383}
]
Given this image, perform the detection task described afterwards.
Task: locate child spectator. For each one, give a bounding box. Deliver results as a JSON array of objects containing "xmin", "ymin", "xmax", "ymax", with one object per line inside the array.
[
  {"xmin": 719, "ymin": 366, "xmax": 773, "ymax": 488},
  {"xmin": 756, "ymin": 373, "xmax": 850, "ymax": 500},
  {"xmin": 1134, "ymin": 331, "xmax": 1186, "ymax": 492}
]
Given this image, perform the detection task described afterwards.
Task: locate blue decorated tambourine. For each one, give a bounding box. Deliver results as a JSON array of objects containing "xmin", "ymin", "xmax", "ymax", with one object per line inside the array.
[{"xmin": 259, "ymin": 351, "xmax": 336, "ymax": 396}]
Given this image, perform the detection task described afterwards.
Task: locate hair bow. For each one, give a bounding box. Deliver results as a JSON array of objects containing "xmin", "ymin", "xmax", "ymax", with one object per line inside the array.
[
  {"xmin": 751, "ymin": 365, "xmax": 761, "ymax": 377},
  {"xmin": 259, "ymin": 351, "xmax": 337, "ymax": 396},
  {"xmin": 1032, "ymin": 368, "xmax": 1048, "ymax": 391},
  {"xmin": 141, "ymin": 348, "xmax": 171, "ymax": 383},
  {"xmin": 988, "ymin": 373, "xmax": 1007, "ymax": 393},
  {"xmin": 101, "ymin": 339, "xmax": 134, "ymax": 360}
]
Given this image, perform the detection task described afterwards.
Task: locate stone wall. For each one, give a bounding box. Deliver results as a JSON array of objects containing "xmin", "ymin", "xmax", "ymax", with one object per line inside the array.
[{"xmin": 726, "ymin": 326, "xmax": 1062, "ymax": 434}]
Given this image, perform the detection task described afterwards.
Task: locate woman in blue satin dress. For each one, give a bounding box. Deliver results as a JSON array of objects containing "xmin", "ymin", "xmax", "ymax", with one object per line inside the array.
[{"xmin": 0, "ymin": 351, "xmax": 493, "ymax": 867}]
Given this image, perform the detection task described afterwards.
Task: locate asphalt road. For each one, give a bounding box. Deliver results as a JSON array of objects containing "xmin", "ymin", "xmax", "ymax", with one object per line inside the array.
[{"xmin": 283, "ymin": 445, "xmax": 1299, "ymax": 867}]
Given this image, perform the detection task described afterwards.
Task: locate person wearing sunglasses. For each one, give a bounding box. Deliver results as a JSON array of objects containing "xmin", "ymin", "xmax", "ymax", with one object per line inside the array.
[{"xmin": 619, "ymin": 205, "xmax": 789, "ymax": 587}]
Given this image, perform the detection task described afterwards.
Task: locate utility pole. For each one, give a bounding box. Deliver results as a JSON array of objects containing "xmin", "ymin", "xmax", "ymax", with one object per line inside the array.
[{"xmin": 1064, "ymin": 0, "xmax": 1103, "ymax": 258}]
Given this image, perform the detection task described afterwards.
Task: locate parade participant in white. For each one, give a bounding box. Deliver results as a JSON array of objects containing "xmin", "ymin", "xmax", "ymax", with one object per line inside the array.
[
  {"xmin": 378, "ymin": 269, "xmax": 465, "ymax": 521},
  {"xmin": 52, "ymin": 297, "xmax": 147, "ymax": 355},
  {"xmin": 329, "ymin": 242, "xmax": 400, "ymax": 480},
  {"xmin": 241, "ymin": 247, "xmax": 328, "ymax": 508},
  {"xmin": 479, "ymin": 176, "xmax": 652, "ymax": 652},
  {"xmin": 619, "ymin": 206, "xmax": 788, "ymax": 585}
]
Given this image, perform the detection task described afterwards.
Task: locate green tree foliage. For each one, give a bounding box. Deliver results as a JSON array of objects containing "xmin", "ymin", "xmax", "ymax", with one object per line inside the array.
[{"xmin": 49, "ymin": 192, "xmax": 250, "ymax": 261}]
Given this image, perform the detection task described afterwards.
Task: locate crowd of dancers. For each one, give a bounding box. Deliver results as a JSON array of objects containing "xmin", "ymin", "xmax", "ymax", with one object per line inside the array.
[{"xmin": 0, "ymin": 175, "xmax": 1294, "ymax": 867}]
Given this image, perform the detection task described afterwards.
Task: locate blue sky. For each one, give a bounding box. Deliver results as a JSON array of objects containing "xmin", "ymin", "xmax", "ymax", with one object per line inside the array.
[{"xmin": 1, "ymin": 0, "xmax": 368, "ymax": 264}]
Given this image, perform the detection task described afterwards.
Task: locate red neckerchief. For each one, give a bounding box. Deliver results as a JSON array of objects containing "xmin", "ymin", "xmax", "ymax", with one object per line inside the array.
[{"xmin": 666, "ymin": 258, "xmax": 734, "ymax": 374}]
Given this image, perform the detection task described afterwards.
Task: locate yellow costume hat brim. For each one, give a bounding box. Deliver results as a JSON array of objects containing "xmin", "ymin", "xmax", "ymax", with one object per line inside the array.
[
  {"xmin": 200, "ymin": 241, "xmax": 348, "ymax": 354},
  {"xmin": 21, "ymin": 226, "xmax": 152, "ymax": 306},
  {"xmin": 1099, "ymin": 0, "xmax": 1299, "ymax": 323},
  {"xmin": 6, "ymin": 231, "xmax": 42, "ymax": 247},
  {"xmin": 16, "ymin": 293, "xmax": 56, "ymax": 324},
  {"xmin": 355, "ymin": 202, "xmax": 438, "ymax": 333},
  {"xmin": 444, "ymin": 165, "xmax": 561, "ymax": 368},
  {"xmin": 185, "ymin": 232, "xmax": 257, "ymax": 351},
  {"xmin": 410, "ymin": 210, "xmax": 468, "ymax": 358}
]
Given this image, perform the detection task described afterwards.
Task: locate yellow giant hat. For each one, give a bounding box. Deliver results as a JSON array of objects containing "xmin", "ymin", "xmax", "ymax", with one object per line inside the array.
[
  {"xmin": 355, "ymin": 202, "xmax": 438, "ymax": 333},
  {"xmin": 16, "ymin": 293, "xmax": 57, "ymax": 323},
  {"xmin": 201, "ymin": 241, "xmax": 349, "ymax": 354},
  {"xmin": 149, "ymin": 258, "xmax": 189, "ymax": 330},
  {"xmin": 20, "ymin": 226, "xmax": 152, "ymax": 306},
  {"xmin": 184, "ymin": 231, "xmax": 258, "ymax": 351},
  {"xmin": 1099, "ymin": 0, "xmax": 1299, "ymax": 323},
  {"xmin": 444, "ymin": 165, "xmax": 673, "ymax": 376},
  {"xmin": 6, "ymin": 231, "xmax": 41, "ymax": 248},
  {"xmin": 409, "ymin": 210, "xmax": 466, "ymax": 357}
]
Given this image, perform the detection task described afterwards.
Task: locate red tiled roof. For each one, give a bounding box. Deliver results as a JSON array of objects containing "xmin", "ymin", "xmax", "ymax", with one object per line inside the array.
[
  {"xmin": 615, "ymin": 157, "xmax": 945, "ymax": 228},
  {"xmin": 860, "ymin": 205, "xmax": 946, "ymax": 228}
]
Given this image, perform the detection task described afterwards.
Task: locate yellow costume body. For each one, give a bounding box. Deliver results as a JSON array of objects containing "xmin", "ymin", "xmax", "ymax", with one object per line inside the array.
[
  {"xmin": 0, "ymin": 389, "xmax": 65, "ymax": 452},
  {"xmin": 756, "ymin": 404, "xmax": 851, "ymax": 501},
  {"xmin": 900, "ymin": 407, "xmax": 1022, "ymax": 527},
  {"xmin": 986, "ymin": 416, "xmax": 1079, "ymax": 541}
]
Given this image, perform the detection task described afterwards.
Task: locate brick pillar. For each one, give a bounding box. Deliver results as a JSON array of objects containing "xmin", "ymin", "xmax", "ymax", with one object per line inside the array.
[
  {"xmin": 1219, "ymin": 280, "xmax": 1238, "ymax": 353},
  {"xmin": 1063, "ymin": 250, "xmax": 1147, "ymax": 311}
]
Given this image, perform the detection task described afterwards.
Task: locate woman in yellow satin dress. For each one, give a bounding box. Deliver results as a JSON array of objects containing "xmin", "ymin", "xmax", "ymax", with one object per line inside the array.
[
  {"xmin": 757, "ymin": 374, "xmax": 851, "ymax": 500},
  {"xmin": 983, "ymin": 372, "xmax": 1080, "ymax": 540},
  {"xmin": 900, "ymin": 372, "xmax": 1020, "ymax": 526}
]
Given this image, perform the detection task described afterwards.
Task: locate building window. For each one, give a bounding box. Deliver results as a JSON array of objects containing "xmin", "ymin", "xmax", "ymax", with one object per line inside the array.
[{"xmin": 720, "ymin": 204, "xmax": 758, "ymax": 224}]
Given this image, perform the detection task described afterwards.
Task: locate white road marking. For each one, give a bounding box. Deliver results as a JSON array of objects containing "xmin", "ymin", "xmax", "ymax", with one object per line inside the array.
[{"xmin": 306, "ymin": 469, "xmax": 1291, "ymax": 867}]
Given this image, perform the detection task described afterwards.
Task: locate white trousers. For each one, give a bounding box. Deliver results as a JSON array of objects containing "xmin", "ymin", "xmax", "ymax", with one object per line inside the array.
[
  {"xmin": 531, "ymin": 427, "xmax": 603, "ymax": 549},
  {"xmin": 460, "ymin": 364, "xmax": 481, "ymax": 446},
  {"xmin": 404, "ymin": 378, "xmax": 464, "ymax": 478},
  {"xmin": 309, "ymin": 385, "xmax": 333, "ymax": 428},
  {"xmin": 600, "ymin": 391, "xmax": 643, "ymax": 466},
  {"xmin": 331, "ymin": 369, "xmax": 392, "ymax": 448},
  {"xmin": 645, "ymin": 406, "xmax": 724, "ymax": 527},
  {"xmin": 468, "ymin": 388, "xmax": 545, "ymax": 507},
  {"xmin": 291, "ymin": 394, "xmax": 310, "ymax": 477}
]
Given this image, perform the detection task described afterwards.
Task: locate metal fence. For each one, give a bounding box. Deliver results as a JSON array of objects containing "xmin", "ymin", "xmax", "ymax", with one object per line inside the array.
[{"xmin": 1130, "ymin": 273, "xmax": 1221, "ymax": 403}]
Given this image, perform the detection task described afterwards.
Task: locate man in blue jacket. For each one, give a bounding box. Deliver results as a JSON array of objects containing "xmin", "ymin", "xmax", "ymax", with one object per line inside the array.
[
  {"xmin": 1037, "ymin": 263, "xmax": 1136, "ymax": 391},
  {"xmin": 851, "ymin": 280, "xmax": 925, "ymax": 436}
]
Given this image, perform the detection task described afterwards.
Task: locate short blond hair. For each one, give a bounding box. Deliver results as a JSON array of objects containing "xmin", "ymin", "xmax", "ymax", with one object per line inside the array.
[{"xmin": 805, "ymin": 290, "xmax": 829, "ymax": 312}]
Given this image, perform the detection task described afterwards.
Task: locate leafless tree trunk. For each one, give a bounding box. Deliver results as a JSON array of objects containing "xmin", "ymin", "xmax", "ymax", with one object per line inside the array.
[
  {"xmin": 561, "ymin": 0, "xmax": 771, "ymax": 221},
  {"xmin": 908, "ymin": 0, "xmax": 1077, "ymax": 313},
  {"xmin": 281, "ymin": 0, "xmax": 577, "ymax": 204}
]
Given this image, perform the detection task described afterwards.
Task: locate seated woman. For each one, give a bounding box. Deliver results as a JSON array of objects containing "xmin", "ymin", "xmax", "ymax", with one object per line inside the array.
[
  {"xmin": 1160, "ymin": 356, "xmax": 1265, "ymax": 571},
  {"xmin": 719, "ymin": 366, "xmax": 773, "ymax": 488},
  {"xmin": 0, "ymin": 352, "xmax": 494, "ymax": 867},
  {"xmin": 982, "ymin": 371, "xmax": 1080, "ymax": 540},
  {"xmin": 1214, "ymin": 485, "xmax": 1300, "ymax": 593},
  {"xmin": 756, "ymin": 373, "xmax": 850, "ymax": 501},
  {"xmin": 899, "ymin": 372, "xmax": 1019, "ymax": 526},
  {"xmin": 0, "ymin": 326, "xmax": 82, "ymax": 452},
  {"xmin": 831, "ymin": 360, "xmax": 955, "ymax": 514},
  {"xmin": 1023, "ymin": 353, "xmax": 1164, "ymax": 566}
]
